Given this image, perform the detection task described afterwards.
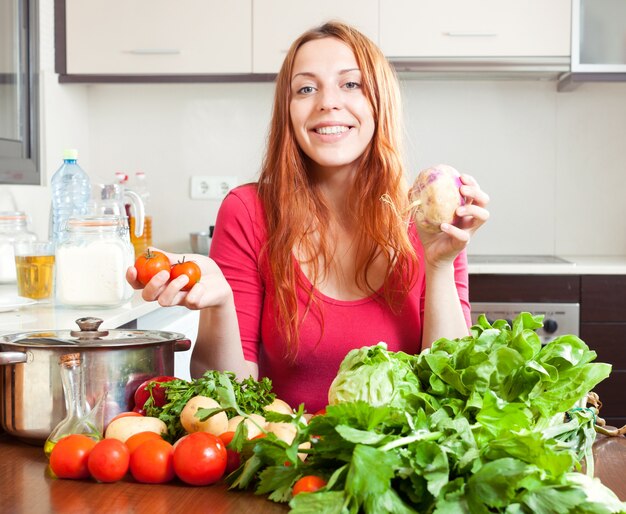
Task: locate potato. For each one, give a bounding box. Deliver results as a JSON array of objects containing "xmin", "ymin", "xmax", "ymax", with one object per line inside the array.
[
  {"xmin": 104, "ymin": 415, "xmax": 167, "ymax": 443},
  {"xmin": 262, "ymin": 398, "xmax": 293, "ymax": 416},
  {"xmin": 227, "ymin": 413, "xmax": 267, "ymax": 439},
  {"xmin": 180, "ymin": 395, "xmax": 228, "ymax": 435},
  {"xmin": 410, "ymin": 164, "xmax": 465, "ymax": 233},
  {"xmin": 265, "ymin": 422, "xmax": 297, "ymax": 445}
]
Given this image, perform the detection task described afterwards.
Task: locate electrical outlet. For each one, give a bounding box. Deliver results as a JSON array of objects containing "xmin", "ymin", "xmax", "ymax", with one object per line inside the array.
[
  {"xmin": 190, "ymin": 175, "xmax": 238, "ymax": 200},
  {"xmin": 190, "ymin": 176, "xmax": 212, "ymax": 200}
]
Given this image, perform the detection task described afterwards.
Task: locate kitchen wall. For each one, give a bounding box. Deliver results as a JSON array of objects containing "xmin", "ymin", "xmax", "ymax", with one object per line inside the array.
[{"xmin": 3, "ymin": 1, "xmax": 626, "ymax": 257}]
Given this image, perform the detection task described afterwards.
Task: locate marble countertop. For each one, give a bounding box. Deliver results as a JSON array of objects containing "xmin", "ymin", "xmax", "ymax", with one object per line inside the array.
[
  {"xmin": 0, "ymin": 284, "xmax": 160, "ymax": 335},
  {"xmin": 2, "ymin": 255, "xmax": 625, "ymax": 335},
  {"xmin": 467, "ymin": 255, "xmax": 626, "ymax": 275}
]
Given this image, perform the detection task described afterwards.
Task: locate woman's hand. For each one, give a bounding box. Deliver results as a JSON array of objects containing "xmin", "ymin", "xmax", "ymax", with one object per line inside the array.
[
  {"xmin": 126, "ymin": 248, "xmax": 233, "ymax": 310},
  {"xmin": 419, "ymin": 174, "xmax": 490, "ymax": 267}
]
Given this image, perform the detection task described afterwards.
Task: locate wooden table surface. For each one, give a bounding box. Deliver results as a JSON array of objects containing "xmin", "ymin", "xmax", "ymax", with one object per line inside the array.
[{"xmin": 1, "ymin": 433, "xmax": 625, "ymax": 513}]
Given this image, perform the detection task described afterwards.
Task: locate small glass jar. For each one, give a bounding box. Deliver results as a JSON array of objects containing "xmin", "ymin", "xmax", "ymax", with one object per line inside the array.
[
  {"xmin": 55, "ymin": 215, "xmax": 134, "ymax": 308},
  {"xmin": 0, "ymin": 211, "xmax": 37, "ymax": 283}
]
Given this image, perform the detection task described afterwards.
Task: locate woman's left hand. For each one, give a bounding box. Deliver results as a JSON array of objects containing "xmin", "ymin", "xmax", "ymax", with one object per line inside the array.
[{"xmin": 419, "ymin": 174, "xmax": 490, "ymax": 267}]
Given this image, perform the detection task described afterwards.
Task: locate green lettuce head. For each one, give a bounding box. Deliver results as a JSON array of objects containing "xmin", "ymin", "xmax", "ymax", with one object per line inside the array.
[{"xmin": 327, "ymin": 343, "xmax": 421, "ymax": 408}]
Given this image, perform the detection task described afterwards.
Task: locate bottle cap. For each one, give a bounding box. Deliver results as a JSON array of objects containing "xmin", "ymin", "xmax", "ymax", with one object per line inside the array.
[{"xmin": 63, "ymin": 149, "xmax": 78, "ymax": 160}]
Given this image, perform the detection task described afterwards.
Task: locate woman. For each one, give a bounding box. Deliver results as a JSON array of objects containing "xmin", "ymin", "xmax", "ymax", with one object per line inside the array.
[{"xmin": 128, "ymin": 22, "xmax": 489, "ymax": 413}]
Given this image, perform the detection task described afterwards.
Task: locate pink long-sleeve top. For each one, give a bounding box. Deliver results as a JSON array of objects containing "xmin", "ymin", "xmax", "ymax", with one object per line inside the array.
[{"xmin": 209, "ymin": 184, "xmax": 470, "ymax": 413}]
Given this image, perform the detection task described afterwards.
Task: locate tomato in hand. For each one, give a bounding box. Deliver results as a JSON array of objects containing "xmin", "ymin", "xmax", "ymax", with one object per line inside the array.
[
  {"xmin": 129, "ymin": 438, "xmax": 175, "ymax": 484},
  {"xmin": 134, "ymin": 249, "xmax": 171, "ymax": 286},
  {"xmin": 169, "ymin": 258, "xmax": 201, "ymax": 291},
  {"xmin": 49, "ymin": 434, "xmax": 97, "ymax": 480},
  {"xmin": 218, "ymin": 431, "xmax": 241, "ymax": 474},
  {"xmin": 173, "ymin": 432, "xmax": 227, "ymax": 486},
  {"xmin": 87, "ymin": 438, "xmax": 130, "ymax": 483},
  {"xmin": 292, "ymin": 475, "xmax": 327, "ymax": 496},
  {"xmin": 133, "ymin": 375, "xmax": 177, "ymax": 410}
]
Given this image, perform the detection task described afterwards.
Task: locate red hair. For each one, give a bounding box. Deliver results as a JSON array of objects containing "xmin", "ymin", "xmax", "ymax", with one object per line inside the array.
[{"xmin": 257, "ymin": 22, "xmax": 416, "ymax": 359}]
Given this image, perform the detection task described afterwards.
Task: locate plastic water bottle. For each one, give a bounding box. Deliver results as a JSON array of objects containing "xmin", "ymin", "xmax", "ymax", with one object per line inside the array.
[{"xmin": 49, "ymin": 149, "xmax": 91, "ymax": 244}]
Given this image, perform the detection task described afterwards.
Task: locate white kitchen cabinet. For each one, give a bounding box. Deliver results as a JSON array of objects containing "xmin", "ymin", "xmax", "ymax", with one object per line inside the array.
[
  {"xmin": 63, "ymin": 0, "xmax": 251, "ymax": 75},
  {"xmin": 252, "ymin": 0, "xmax": 379, "ymax": 74},
  {"xmin": 380, "ymin": 0, "xmax": 571, "ymax": 58}
]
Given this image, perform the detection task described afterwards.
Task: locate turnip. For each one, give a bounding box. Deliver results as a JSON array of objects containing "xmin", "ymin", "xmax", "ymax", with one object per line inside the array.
[
  {"xmin": 179, "ymin": 395, "xmax": 228, "ymax": 436},
  {"xmin": 409, "ymin": 164, "xmax": 465, "ymax": 233},
  {"xmin": 104, "ymin": 415, "xmax": 167, "ymax": 443},
  {"xmin": 262, "ymin": 398, "xmax": 293, "ymax": 416},
  {"xmin": 227, "ymin": 413, "xmax": 267, "ymax": 439}
]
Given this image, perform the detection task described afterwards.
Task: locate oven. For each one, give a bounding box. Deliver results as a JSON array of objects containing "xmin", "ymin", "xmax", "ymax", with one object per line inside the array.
[{"xmin": 470, "ymin": 302, "xmax": 580, "ymax": 344}]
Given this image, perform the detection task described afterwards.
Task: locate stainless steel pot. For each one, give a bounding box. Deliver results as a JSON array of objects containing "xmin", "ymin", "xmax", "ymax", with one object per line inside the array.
[{"xmin": 0, "ymin": 317, "xmax": 191, "ymax": 443}]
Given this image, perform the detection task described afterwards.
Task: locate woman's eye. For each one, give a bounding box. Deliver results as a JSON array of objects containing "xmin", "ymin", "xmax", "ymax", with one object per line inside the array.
[
  {"xmin": 344, "ymin": 81, "xmax": 361, "ymax": 90},
  {"xmin": 297, "ymin": 85, "xmax": 315, "ymax": 94}
]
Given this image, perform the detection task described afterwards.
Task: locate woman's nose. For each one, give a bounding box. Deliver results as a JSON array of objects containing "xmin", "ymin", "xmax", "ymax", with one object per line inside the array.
[{"xmin": 317, "ymin": 87, "xmax": 341, "ymax": 110}]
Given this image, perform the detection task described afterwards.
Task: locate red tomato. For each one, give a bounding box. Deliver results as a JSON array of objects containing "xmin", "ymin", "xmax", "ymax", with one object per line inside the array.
[
  {"xmin": 173, "ymin": 432, "xmax": 227, "ymax": 486},
  {"xmin": 87, "ymin": 438, "xmax": 130, "ymax": 483},
  {"xmin": 134, "ymin": 249, "xmax": 171, "ymax": 286},
  {"xmin": 125, "ymin": 431, "xmax": 163, "ymax": 455},
  {"xmin": 292, "ymin": 475, "xmax": 327, "ymax": 496},
  {"xmin": 133, "ymin": 375, "xmax": 177, "ymax": 410},
  {"xmin": 129, "ymin": 439, "xmax": 175, "ymax": 484},
  {"xmin": 313, "ymin": 407, "xmax": 327, "ymax": 417},
  {"xmin": 218, "ymin": 431, "xmax": 241, "ymax": 474},
  {"xmin": 169, "ymin": 258, "xmax": 201, "ymax": 291},
  {"xmin": 49, "ymin": 434, "xmax": 97, "ymax": 480}
]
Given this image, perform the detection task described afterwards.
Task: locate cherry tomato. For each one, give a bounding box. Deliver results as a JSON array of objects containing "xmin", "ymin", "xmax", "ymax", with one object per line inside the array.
[
  {"xmin": 87, "ymin": 438, "xmax": 130, "ymax": 483},
  {"xmin": 134, "ymin": 249, "xmax": 171, "ymax": 286},
  {"xmin": 169, "ymin": 258, "xmax": 201, "ymax": 291},
  {"xmin": 313, "ymin": 407, "xmax": 327, "ymax": 417},
  {"xmin": 218, "ymin": 431, "xmax": 241, "ymax": 474},
  {"xmin": 173, "ymin": 432, "xmax": 227, "ymax": 486},
  {"xmin": 49, "ymin": 434, "xmax": 97, "ymax": 480},
  {"xmin": 129, "ymin": 439, "xmax": 175, "ymax": 484},
  {"xmin": 133, "ymin": 376, "xmax": 177, "ymax": 410},
  {"xmin": 292, "ymin": 475, "xmax": 327, "ymax": 496},
  {"xmin": 125, "ymin": 431, "xmax": 163, "ymax": 455}
]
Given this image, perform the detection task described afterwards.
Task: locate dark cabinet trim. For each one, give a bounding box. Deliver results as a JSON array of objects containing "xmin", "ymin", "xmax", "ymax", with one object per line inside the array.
[{"xmin": 469, "ymin": 274, "xmax": 580, "ymax": 303}]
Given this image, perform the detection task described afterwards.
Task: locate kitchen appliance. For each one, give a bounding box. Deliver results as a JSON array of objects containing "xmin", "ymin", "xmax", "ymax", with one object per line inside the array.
[
  {"xmin": 0, "ymin": 317, "xmax": 191, "ymax": 443},
  {"xmin": 471, "ymin": 302, "xmax": 580, "ymax": 344}
]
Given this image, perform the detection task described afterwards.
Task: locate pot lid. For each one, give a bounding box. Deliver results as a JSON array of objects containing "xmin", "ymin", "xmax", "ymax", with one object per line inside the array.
[{"xmin": 0, "ymin": 317, "xmax": 187, "ymax": 348}]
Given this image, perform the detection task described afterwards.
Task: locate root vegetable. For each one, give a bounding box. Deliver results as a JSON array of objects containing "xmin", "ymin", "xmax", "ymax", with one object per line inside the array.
[
  {"xmin": 105, "ymin": 415, "xmax": 167, "ymax": 443},
  {"xmin": 410, "ymin": 164, "xmax": 465, "ymax": 233},
  {"xmin": 180, "ymin": 396, "xmax": 228, "ymax": 436},
  {"xmin": 226, "ymin": 414, "xmax": 267, "ymax": 439},
  {"xmin": 263, "ymin": 398, "xmax": 293, "ymax": 416}
]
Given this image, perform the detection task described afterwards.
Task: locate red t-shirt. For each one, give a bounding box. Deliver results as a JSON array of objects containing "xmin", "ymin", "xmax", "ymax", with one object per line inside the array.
[{"xmin": 210, "ymin": 184, "xmax": 470, "ymax": 413}]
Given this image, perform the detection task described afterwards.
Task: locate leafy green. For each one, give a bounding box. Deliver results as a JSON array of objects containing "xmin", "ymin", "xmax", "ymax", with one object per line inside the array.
[
  {"xmin": 229, "ymin": 313, "xmax": 624, "ymax": 513},
  {"xmin": 144, "ymin": 370, "xmax": 275, "ymax": 441}
]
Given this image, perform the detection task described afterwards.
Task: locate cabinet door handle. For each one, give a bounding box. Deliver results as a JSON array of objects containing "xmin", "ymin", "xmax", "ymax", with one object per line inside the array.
[
  {"xmin": 124, "ymin": 49, "xmax": 182, "ymax": 55},
  {"xmin": 443, "ymin": 32, "xmax": 498, "ymax": 37}
]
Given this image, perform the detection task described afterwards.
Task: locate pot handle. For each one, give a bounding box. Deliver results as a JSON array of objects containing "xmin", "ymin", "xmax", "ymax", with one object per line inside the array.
[
  {"xmin": 174, "ymin": 339, "xmax": 192, "ymax": 352},
  {"xmin": 0, "ymin": 351, "xmax": 28, "ymax": 365}
]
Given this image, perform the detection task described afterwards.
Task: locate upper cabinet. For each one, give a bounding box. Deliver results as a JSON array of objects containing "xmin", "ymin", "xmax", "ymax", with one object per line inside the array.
[
  {"xmin": 60, "ymin": 0, "xmax": 252, "ymax": 76},
  {"xmin": 380, "ymin": 0, "xmax": 571, "ymax": 58},
  {"xmin": 251, "ymin": 0, "xmax": 379, "ymax": 74}
]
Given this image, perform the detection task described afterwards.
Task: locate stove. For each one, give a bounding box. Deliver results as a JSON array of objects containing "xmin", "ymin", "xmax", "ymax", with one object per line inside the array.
[
  {"xmin": 470, "ymin": 302, "xmax": 579, "ymax": 344},
  {"xmin": 468, "ymin": 254, "xmax": 574, "ymax": 265}
]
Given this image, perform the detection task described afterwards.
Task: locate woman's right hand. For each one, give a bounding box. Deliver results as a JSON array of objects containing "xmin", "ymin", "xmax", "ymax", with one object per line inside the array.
[{"xmin": 126, "ymin": 248, "xmax": 233, "ymax": 310}]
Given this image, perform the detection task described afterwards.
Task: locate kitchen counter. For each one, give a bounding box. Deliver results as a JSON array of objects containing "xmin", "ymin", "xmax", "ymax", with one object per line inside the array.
[
  {"xmin": 0, "ymin": 433, "xmax": 624, "ymax": 512},
  {"xmin": 468, "ymin": 255, "xmax": 626, "ymax": 275},
  {"xmin": 0, "ymin": 284, "xmax": 162, "ymax": 335}
]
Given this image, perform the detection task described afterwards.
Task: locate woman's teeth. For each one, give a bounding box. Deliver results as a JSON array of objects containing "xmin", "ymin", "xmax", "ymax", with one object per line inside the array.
[{"xmin": 315, "ymin": 126, "xmax": 349, "ymax": 135}]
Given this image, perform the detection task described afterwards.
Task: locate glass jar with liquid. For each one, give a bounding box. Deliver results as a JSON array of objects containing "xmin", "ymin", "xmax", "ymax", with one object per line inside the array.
[{"xmin": 0, "ymin": 211, "xmax": 37, "ymax": 283}]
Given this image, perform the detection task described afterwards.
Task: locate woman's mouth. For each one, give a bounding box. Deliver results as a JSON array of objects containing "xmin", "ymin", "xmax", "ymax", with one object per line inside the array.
[{"xmin": 313, "ymin": 125, "xmax": 350, "ymax": 135}]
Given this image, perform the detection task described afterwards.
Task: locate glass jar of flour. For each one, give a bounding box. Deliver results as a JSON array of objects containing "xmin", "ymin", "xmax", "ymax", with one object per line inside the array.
[{"xmin": 55, "ymin": 216, "xmax": 134, "ymax": 308}]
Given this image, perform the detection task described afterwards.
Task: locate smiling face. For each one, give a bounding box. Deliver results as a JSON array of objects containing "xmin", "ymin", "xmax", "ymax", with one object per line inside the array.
[{"xmin": 289, "ymin": 37, "xmax": 375, "ymax": 178}]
